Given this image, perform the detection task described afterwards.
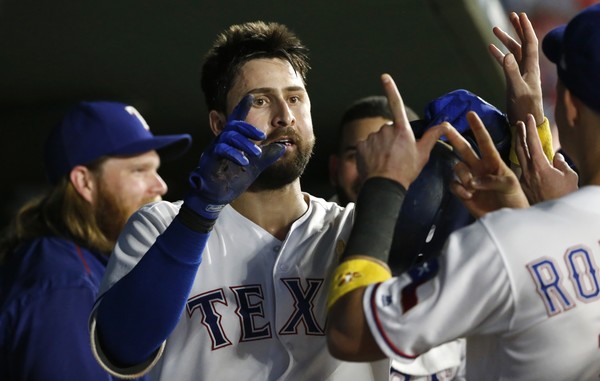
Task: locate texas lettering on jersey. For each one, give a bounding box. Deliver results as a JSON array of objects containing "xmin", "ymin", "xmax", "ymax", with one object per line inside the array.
[
  {"xmin": 527, "ymin": 244, "xmax": 600, "ymax": 317},
  {"xmin": 186, "ymin": 278, "xmax": 325, "ymax": 350}
]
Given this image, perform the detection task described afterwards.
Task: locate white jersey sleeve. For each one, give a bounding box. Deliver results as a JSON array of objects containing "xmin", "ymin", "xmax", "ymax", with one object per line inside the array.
[
  {"xmin": 98, "ymin": 200, "xmax": 181, "ymax": 295},
  {"xmin": 89, "ymin": 200, "xmax": 180, "ymax": 378},
  {"xmin": 364, "ymin": 220, "xmax": 512, "ymax": 361},
  {"xmin": 365, "ymin": 187, "xmax": 600, "ymax": 380}
]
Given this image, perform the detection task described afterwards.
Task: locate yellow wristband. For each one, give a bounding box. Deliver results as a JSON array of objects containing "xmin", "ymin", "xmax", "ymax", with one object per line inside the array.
[
  {"xmin": 327, "ymin": 257, "xmax": 392, "ymax": 310},
  {"xmin": 509, "ymin": 117, "xmax": 554, "ymax": 165}
]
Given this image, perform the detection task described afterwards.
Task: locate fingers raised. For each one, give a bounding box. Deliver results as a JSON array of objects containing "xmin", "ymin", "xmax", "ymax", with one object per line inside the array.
[
  {"xmin": 514, "ymin": 121, "xmax": 531, "ymax": 174},
  {"xmin": 466, "ymin": 111, "xmax": 503, "ymax": 163},
  {"xmin": 380, "ymin": 73, "xmax": 413, "ymax": 141},
  {"xmin": 518, "ymin": 12, "xmax": 540, "ymax": 73},
  {"xmin": 492, "ymin": 25, "xmax": 522, "ymax": 61},
  {"xmin": 524, "ymin": 114, "xmax": 548, "ymax": 165},
  {"xmin": 229, "ymin": 94, "xmax": 254, "ymax": 122}
]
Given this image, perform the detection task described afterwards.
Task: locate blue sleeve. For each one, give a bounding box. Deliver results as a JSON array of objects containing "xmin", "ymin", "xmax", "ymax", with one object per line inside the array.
[
  {"xmin": 96, "ymin": 215, "xmax": 210, "ymax": 367},
  {"xmin": 2, "ymin": 287, "xmax": 130, "ymax": 381}
]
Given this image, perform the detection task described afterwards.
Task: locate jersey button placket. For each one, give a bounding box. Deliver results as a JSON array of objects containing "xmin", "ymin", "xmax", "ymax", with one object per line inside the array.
[{"xmin": 273, "ymin": 245, "xmax": 289, "ymax": 272}]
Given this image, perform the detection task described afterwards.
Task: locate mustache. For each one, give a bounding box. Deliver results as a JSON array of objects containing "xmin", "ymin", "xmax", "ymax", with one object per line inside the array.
[{"xmin": 263, "ymin": 127, "xmax": 302, "ymax": 145}]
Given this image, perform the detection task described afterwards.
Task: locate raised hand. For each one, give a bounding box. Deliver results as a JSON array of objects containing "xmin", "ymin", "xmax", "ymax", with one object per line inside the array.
[
  {"xmin": 446, "ymin": 111, "xmax": 529, "ymax": 218},
  {"xmin": 515, "ymin": 114, "xmax": 579, "ymax": 203},
  {"xmin": 185, "ymin": 95, "xmax": 285, "ymax": 220},
  {"xmin": 489, "ymin": 12, "xmax": 544, "ymax": 127},
  {"xmin": 356, "ymin": 74, "xmax": 449, "ymax": 189}
]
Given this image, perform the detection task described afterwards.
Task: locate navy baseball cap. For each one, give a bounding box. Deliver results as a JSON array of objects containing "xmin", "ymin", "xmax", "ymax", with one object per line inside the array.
[
  {"xmin": 542, "ymin": 4, "xmax": 600, "ymax": 113},
  {"xmin": 44, "ymin": 101, "xmax": 192, "ymax": 184}
]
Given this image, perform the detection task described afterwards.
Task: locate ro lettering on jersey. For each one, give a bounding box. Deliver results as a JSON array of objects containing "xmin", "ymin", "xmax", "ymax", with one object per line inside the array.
[{"xmin": 527, "ymin": 244, "xmax": 600, "ymax": 317}]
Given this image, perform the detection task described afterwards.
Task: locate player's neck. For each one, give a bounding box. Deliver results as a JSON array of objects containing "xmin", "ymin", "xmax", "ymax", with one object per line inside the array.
[{"xmin": 231, "ymin": 180, "xmax": 308, "ymax": 240}]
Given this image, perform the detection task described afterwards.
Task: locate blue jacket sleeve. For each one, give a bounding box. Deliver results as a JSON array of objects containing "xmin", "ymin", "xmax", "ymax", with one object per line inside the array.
[{"xmin": 3, "ymin": 287, "xmax": 127, "ymax": 381}]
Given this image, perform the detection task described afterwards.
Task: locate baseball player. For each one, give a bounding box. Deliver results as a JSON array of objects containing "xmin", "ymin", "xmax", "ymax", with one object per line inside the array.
[
  {"xmin": 329, "ymin": 95, "xmax": 419, "ymax": 206},
  {"xmin": 89, "ymin": 21, "xmax": 391, "ymax": 380},
  {"xmin": 0, "ymin": 101, "xmax": 190, "ymax": 380},
  {"xmin": 329, "ymin": 95, "xmax": 468, "ymax": 380},
  {"xmin": 326, "ymin": 8, "xmax": 600, "ymax": 380}
]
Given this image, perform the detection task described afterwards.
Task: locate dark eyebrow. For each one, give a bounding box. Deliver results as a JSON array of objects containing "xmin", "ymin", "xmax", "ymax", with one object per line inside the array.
[{"xmin": 248, "ymin": 86, "xmax": 306, "ymax": 95}]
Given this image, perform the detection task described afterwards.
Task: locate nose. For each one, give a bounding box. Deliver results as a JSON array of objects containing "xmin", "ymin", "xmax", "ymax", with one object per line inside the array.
[
  {"xmin": 272, "ymin": 99, "xmax": 295, "ymax": 128},
  {"xmin": 152, "ymin": 172, "xmax": 168, "ymax": 199}
]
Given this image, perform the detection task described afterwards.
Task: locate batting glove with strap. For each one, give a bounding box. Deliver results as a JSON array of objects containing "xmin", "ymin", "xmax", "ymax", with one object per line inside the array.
[{"xmin": 184, "ymin": 95, "xmax": 285, "ymax": 221}]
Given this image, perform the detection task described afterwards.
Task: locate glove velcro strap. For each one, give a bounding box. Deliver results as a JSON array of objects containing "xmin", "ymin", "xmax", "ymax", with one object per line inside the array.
[
  {"xmin": 327, "ymin": 257, "xmax": 392, "ymax": 310},
  {"xmin": 510, "ymin": 117, "xmax": 554, "ymax": 165},
  {"xmin": 177, "ymin": 205, "xmax": 217, "ymax": 233},
  {"xmin": 182, "ymin": 191, "xmax": 225, "ymax": 221}
]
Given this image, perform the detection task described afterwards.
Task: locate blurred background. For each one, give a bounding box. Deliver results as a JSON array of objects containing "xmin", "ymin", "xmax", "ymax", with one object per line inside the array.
[{"xmin": 0, "ymin": 0, "xmax": 596, "ymax": 230}]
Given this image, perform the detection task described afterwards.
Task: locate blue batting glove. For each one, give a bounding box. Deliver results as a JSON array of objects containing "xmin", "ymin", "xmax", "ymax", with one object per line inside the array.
[{"xmin": 184, "ymin": 95, "xmax": 285, "ymax": 220}]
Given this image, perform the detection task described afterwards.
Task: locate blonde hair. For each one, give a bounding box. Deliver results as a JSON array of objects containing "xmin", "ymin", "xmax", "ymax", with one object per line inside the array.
[{"xmin": 0, "ymin": 161, "xmax": 113, "ymax": 261}]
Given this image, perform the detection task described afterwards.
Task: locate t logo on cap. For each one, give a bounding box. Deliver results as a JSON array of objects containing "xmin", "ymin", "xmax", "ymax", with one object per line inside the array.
[
  {"xmin": 44, "ymin": 101, "xmax": 191, "ymax": 185},
  {"xmin": 125, "ymin": 105, "xmax": 151, "ymax": 131}
]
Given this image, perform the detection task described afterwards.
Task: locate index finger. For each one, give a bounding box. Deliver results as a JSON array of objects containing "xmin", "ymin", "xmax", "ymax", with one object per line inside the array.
[
  {"xmin": 466, "ymin": 111, "xmax": 503, "ymax": 163},
  {"xmin": 518, "ymin": 12, "xmax": 540, "ymax": 73},
  {"xmin": 228, "ymin": 94, "xmax": 254, "ymax": 122},
  {"xmin": 380, "ymin": 73, "xmax": 414, "ymax": 140},
  {"xmin": 523, "ymin": 114, "xmax": 549, "ymax": 165}
]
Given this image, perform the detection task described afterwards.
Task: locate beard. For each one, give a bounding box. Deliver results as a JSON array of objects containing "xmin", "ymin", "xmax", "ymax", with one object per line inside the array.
[
  {"xmin": 94, "ymin": 189, "xmax": 130, "ymax": 246},
  {"xmin": 94, "ymin": 180, "xmax": 155, "ymax": 246},
  {"xmin": 248, "ymin": 129, "xmax": 315, "ymax": 192}
]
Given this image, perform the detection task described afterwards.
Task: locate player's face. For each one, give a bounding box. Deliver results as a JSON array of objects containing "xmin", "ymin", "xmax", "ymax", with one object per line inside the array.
[
  {"xmin": 330, "ymin": 117, "xmax": 391, "ymax": 204},
  {"xmin": 226, "ymin": 58, "xmax": 315, "ymax": 190},
  {"xmin": 93, "ymin": 150, "xmax": 167, "ymax": 243}
]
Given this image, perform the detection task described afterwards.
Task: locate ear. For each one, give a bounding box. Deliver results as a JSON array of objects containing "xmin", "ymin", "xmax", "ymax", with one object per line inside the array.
[
  {"xmin": 328, "ymin": 154, "xmax": 340, "ymax": 186},
  {"xmin": 563, "ymin": 87, "xmax": 580, "ymax": 127},
  {"xmin": 209, "ymin": 110, "xmax": 226, "ymax": 136},
  {"xmin": 69, "ymin": 165, "xmax": 96, "ymax": 204}
]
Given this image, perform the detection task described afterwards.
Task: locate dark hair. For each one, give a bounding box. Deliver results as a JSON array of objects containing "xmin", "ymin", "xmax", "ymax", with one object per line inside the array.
[
  {"xmin": 201, "ymin": 21, "xmax": 310, "ymax": 113},
  {"xmin": 335, "ymin": 96, "xmax": 419, "ymax": 150}
]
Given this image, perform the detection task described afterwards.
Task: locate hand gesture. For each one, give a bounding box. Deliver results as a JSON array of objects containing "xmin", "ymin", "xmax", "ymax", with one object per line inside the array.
[
  {"xmin": 356, "ymin": 74, "xmax": 450, "ymax": 189},
  {"xmin": 489, "ymin": 12, "xmax": 544, "ymax": 126},
  {"xmin": 447, "ymin": 111, "xmax": 529, "ymax": 218},
  {"xmin": 185, "ymin": 95, "xmax": 285, "ymax": 219},
  {"xmin": 515, "ymin": 114, "xmax": 579, "ymax": 203}
]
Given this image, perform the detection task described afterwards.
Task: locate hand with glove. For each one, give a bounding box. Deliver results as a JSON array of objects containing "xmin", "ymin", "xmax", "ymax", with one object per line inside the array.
[{"xmin": 183, "ymin": 95, "xmax": 285, "ymax": 224}]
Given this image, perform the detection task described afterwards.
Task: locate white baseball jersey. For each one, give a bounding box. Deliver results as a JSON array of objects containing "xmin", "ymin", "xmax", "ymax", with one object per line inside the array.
[
  {"xmin": 91, "ymin": 195, "xmax": 391, "ymax": 380},
  {"xmin": 364, "ymin": 186, "xmax": 600, "ymax": 380}
]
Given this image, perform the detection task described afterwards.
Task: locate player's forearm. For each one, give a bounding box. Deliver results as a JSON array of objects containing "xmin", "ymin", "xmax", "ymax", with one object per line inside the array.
[
  {"xmin": 326, "ymin": 177, "xmax": 404, "ymax": 360},
  {"xmin": 342, "ymin": 177, "xmax": 406, "ymax": 262},
  {"xmin": 96, "ymin": 210, "xmax": 211, "ymax": 367},
  {"xmin": 327, "ymin": 288, "xmax": 385, "ymax": 361}
]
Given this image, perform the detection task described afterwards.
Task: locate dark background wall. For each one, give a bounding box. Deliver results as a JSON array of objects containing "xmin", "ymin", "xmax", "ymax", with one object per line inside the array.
[{"xmin": 0, "ymin": 0, "xmax": 556, "ymax": 230}]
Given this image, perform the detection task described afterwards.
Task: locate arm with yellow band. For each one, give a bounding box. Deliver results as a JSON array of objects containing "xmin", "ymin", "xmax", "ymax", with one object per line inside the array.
[
  {"xmin": 509, "ymin": 117, "xmax": 554, "ymax": 165},
  {"xmin": 327, "ymin": 177, "xmax": 405, "ymax": 310},
  {"xmin": 327, "ymin": 257, "xmax": 391, "ymax": 309}
]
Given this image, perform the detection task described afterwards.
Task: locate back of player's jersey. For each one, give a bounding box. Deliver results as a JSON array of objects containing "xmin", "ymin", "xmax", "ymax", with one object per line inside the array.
[
  {"xmin": 477, "ymin": 186, "xmax": 600, "ymax": 380},
  {"xmin": 365, "ymin": 187, "xmax": 600, "ymax": 380}
]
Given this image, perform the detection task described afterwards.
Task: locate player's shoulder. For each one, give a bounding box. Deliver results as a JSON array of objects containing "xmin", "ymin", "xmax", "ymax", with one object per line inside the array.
[
  {"xmin": 479, "ymin": 187, "xmax": 598, "ymax": 231},
  {"xmin": 306, "ymin": 193, "xmax": 354, "ymax": 218},
  {"xmin": 2, "ymin": 236, "xmax": 100, "ymax": 276},
  {"xmin": 126, "ymin": 200, "xmax": 182, "ymax": 231}
]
